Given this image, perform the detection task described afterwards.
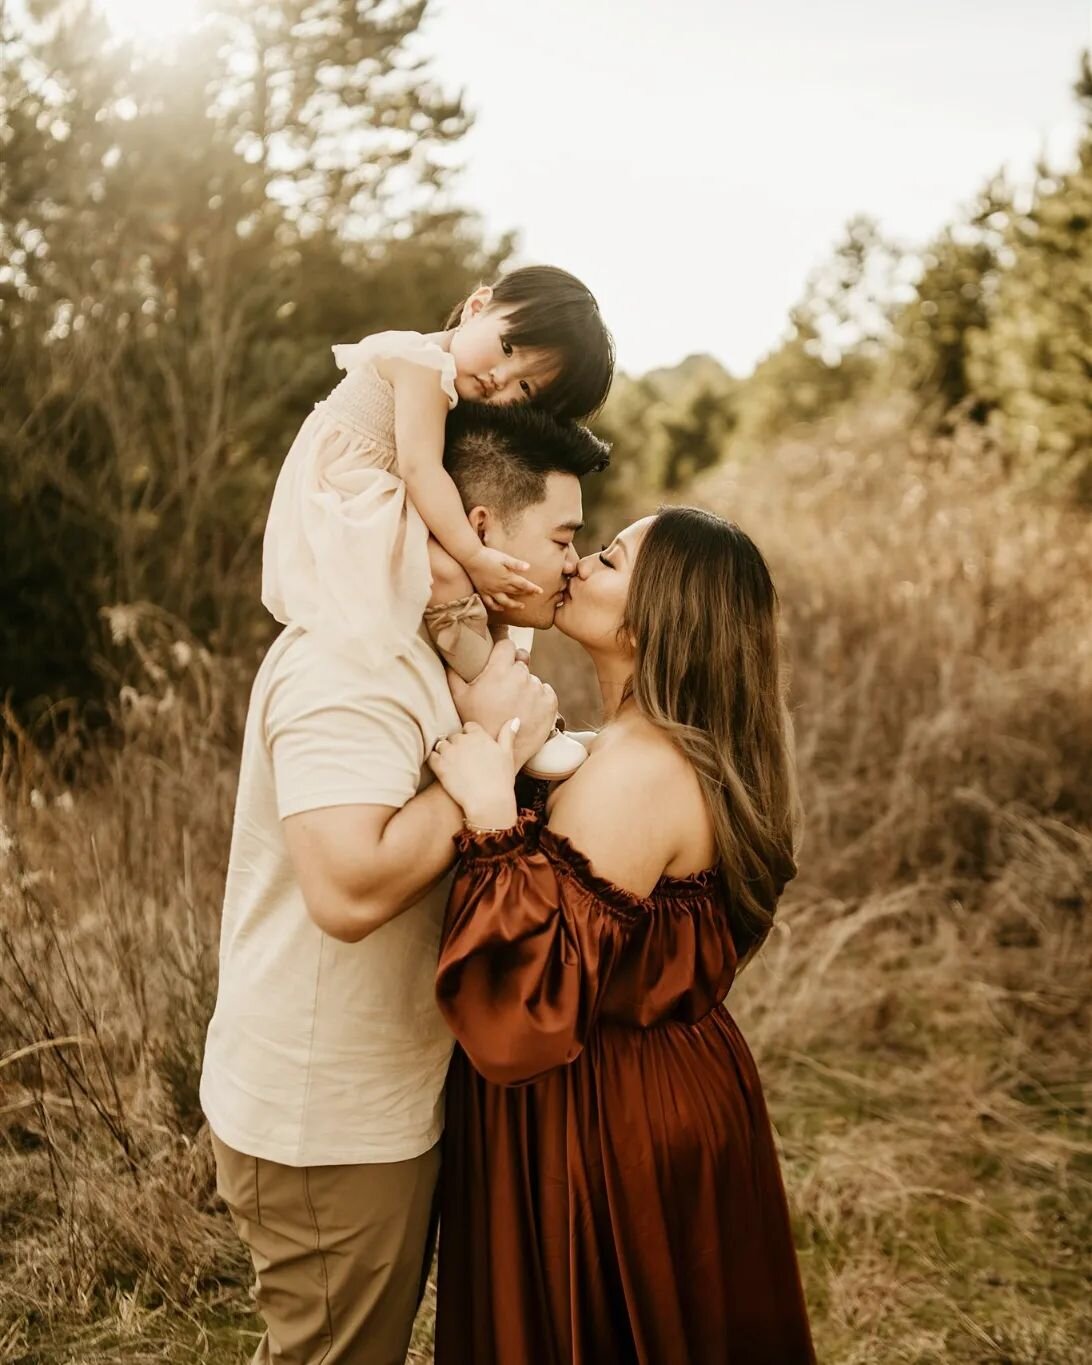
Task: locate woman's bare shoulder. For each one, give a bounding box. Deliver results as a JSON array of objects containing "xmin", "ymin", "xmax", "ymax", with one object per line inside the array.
[
  {"xmin": 545, "ymin": 719, "xmax": 709, "ymax": 896},
  {"xmin": 582, "ymin": 716, "xmax": 701, "ymax": 790}
]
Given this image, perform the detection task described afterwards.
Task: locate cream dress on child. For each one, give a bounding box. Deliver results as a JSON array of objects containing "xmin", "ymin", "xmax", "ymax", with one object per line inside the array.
[{"xmin": 262, "ymin": 330, "xmax": 458, "ymax": 668}]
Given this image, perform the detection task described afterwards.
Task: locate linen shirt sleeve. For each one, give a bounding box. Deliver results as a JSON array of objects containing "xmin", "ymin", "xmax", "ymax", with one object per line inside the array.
[{"xmin": 263, "ymin": 633, "xmax": 428, "ymax": 819}]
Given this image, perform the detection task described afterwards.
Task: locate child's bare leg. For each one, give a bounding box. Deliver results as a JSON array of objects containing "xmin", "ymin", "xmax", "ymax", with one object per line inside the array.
[
  {"xmin": 426, "ymin": 539, "xmax": 473, "ymax": 608},
  {"xmin": 424, "ymin": 539, "xmax": 492, "ymax": 681}
]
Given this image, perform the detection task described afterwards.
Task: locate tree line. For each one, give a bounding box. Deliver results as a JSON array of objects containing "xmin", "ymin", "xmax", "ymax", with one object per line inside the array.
[
  {"xmin": 2, "ymin": 2, "xmax": 1089, "ymax": 721},
  {"xmin": 594, "ymin": 55, "xmax": 1092, "ymax": 523}
]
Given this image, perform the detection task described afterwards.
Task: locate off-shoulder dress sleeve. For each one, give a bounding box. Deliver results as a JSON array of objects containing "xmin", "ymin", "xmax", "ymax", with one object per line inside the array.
[{"xmin": 435, "ymin": 812, "xmax": 639, "ymax": 1085}]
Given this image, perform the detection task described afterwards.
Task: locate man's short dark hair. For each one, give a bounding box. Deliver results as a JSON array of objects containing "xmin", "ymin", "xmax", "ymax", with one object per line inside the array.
[{"xmin": 443, "ymin": 401, "xmax": 610, "ymax": 527}]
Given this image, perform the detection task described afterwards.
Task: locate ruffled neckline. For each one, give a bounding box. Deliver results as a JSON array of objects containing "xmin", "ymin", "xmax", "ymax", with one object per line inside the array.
[
  {"xmin": 540, "ymin": 826, "xmax": 720, "ymax": 914},
  {"xmin": 455, "ymin": 812, "xmax": 720, "ymax": 919},
  {"xmin": 331, "ymin": 330, "xmax": 458, "ymax": 409}
]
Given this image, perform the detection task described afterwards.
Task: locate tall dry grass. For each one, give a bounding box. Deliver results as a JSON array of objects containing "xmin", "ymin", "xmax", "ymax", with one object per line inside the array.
[{"xmin": 2, "ymin": 402, "xmax": 1090, "ymax": 1363}]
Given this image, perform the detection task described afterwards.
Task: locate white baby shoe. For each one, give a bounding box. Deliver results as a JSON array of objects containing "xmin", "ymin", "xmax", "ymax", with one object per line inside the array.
[{"xmin": 522, "ymin": 728, "xmax": 589, "ymax": 782}]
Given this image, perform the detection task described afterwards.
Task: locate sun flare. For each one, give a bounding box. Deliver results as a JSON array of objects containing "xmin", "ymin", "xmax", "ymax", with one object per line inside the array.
[{"xmin": 96, "ymin": 0, "xmax": 204, "ymax": 44}]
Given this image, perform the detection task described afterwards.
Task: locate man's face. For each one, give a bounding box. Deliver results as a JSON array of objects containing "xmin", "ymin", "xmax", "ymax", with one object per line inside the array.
[{"xmin": 475, "ymin": 472, "xmax": 583, "ymax": 629}]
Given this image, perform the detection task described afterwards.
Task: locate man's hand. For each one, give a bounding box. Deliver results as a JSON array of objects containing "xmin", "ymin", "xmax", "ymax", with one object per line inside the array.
[{"xmin": 447, "ymin": 639, "xmax": 556, "ymax": 768}]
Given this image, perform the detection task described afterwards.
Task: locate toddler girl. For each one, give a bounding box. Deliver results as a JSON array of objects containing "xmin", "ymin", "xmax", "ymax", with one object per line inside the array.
[{"xmin": 261, "ymin": 265, "xmax": 615, "ymax": 778}]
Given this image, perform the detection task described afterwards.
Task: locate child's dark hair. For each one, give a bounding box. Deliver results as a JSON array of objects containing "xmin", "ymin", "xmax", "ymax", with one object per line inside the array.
[{"xmin": 445, "ymin": 265, "xmax": 615, "ymax": 422}]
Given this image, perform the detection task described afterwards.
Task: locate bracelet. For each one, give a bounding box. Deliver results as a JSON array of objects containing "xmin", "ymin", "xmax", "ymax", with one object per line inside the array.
[{"xmin": 463, "ymin": 818, "xmax": 517, "ymax": 835}]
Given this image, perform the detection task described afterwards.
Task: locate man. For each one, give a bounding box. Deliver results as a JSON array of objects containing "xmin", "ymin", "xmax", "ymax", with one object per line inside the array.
[{"xmin": 200, "ymin": 400, "xmax": 609, "ymax": 1364}]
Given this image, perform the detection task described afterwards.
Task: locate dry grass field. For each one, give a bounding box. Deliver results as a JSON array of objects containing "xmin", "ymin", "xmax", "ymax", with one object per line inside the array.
[{"xmin": 2, "ymin": 404, "xmax": 1090, "ymax": 1363}]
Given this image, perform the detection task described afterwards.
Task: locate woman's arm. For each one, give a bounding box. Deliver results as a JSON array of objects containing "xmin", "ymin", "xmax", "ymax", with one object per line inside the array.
[{"xmin": 430, "ymin": 721, "xmax": 683, "ymax": 899}]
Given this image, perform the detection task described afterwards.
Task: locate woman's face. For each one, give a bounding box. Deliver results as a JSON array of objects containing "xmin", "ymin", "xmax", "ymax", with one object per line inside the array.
[{"xmin": 554, "ymin": 516, "xmax": 655, "ymax": 653}]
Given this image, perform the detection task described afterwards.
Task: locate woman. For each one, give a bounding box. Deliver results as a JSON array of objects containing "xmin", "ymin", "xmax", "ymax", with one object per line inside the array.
[{"xmin": 427, "ymin": 507, "xmax": 816, "ymax": 1364}]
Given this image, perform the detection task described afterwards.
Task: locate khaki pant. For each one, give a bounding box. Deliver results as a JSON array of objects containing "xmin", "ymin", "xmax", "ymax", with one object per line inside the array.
[{"xmin": 211, "ymin": 1131, "xmax": 440, "ymax": 1365}]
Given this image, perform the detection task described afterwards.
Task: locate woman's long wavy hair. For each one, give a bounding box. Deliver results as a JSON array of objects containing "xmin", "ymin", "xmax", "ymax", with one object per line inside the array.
[{"xmin": 621, "ymin": 507, "xmax": 800, "ymax": 960}]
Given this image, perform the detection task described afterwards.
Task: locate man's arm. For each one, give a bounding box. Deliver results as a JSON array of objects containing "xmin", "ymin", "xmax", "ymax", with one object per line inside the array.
[
  {"xmin": 283, "ymin": 782, "xmax": 465, "ymax": 943},
  {"xmin": 277, "ymin": 638, "xmax": 556, "ymax": 944}
]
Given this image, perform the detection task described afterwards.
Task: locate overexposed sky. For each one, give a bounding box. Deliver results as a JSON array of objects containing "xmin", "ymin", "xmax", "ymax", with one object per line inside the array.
[{"xmin": 421, "ymin": 0, "xmax": 1089, "ymax": 375}]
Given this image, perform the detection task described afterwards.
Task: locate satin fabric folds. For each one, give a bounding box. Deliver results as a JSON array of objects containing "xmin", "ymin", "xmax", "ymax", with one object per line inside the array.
[{"xmin": 434, "ymin": 812, "xmax": 816, "ymax": 1365}]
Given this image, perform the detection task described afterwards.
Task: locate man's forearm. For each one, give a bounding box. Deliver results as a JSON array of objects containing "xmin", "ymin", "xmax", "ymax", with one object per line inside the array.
[
  {"xmin": 312, "ymin": 780, "xmax": 465, "ymax": 943},
  {"xmin": 368, "ymin": 780, "xmax": 466, "ymax": 922},
  {"xmin": 287, "ymin": 634, "xmax": 557, "ymax": 944}
]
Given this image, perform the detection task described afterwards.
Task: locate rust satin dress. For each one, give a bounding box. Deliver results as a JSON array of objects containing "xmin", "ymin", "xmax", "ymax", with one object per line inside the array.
[{"xmin": 433, "ymin": 811, "xmax": 815, "ymax": 1365}]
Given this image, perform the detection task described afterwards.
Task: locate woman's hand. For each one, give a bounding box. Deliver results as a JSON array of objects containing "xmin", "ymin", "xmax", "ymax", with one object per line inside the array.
[
  {"xmin": 428, "ymin": 718, "xmax": 522, "ymax": 830},
  {"xmin": 465, "ymin": 545, "xmax": 543, "ymax": 612}
]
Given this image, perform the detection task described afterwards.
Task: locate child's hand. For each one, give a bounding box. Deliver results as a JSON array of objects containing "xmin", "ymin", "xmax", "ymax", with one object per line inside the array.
[{"xmin": 465, "ymin": 546, "xmax": 543, "ymax": 612}]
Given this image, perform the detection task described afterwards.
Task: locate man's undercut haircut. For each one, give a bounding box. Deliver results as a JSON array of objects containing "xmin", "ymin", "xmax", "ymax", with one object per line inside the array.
[{"xmin": 443, "ymin": 401, "xmax": 610, "ymax": 528}]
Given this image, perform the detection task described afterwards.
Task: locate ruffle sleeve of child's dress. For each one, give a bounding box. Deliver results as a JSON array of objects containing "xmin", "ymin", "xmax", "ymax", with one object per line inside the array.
[{"xmin": 330, "ymin": 329, "xmax": 459, "ymax": 409}]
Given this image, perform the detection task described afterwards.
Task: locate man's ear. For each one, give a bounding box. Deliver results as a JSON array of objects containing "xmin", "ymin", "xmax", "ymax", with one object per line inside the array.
[
  {"xmin": 466, "ymin": 504, "xmax": 493, "ymax": 543},
  {"xmin": 459, "ymin": 286, "xmax": 493, "ymax": 325}
]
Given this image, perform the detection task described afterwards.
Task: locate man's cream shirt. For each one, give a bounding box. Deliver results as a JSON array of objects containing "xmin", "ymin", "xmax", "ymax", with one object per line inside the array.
[{"xmin": 200, "ymin": 624, "xmax": 459, "ymax": 1166}]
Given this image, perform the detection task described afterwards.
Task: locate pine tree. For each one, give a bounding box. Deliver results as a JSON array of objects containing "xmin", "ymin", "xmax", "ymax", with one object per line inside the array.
[
  {"xmin": 966, "ymin": 54, "xmax": 1092, "ymax": 499},
  {"xmin": 0, "ymin": 1, "xmax": 505, "ymax": 715},
  {"xmin": 733, "ymin": 217, "xmax": 902, "ymax": 448},
  {"xmin": 887, "ymin": 182, "xmax": 1005, "ymax": 417}
]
